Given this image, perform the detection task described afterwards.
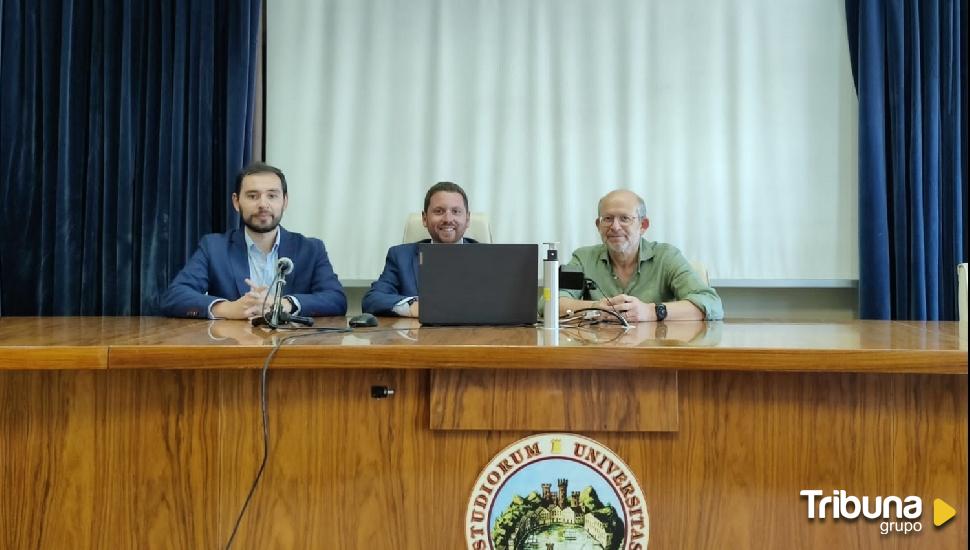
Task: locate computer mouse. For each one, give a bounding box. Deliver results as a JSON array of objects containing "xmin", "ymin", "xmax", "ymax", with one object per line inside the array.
[{"xmin": 348, "ymin": 313, "xmax": 379, "ymax": 328}]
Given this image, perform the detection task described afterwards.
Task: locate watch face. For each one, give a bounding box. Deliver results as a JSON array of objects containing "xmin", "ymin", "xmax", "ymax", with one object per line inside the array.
[{"xmin": 656, "ymin": 303, "xmax": 668, "ymax": 321}]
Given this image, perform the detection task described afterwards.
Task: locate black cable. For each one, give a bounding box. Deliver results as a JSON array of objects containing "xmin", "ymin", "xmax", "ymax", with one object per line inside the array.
[
  {"xmin": 574, "ymin": 278, "xmax": 631, "ymax": 327},
  {"xmin": 223, "ymin": 327, "xmax": 349, "ymax": 549},
  {"xmin": 599, "ymin": 296, "xmax": 630, "ymax": 327},
  {"xmin": 560, "ymin": 307, "xmax": 629, "ymax": 328}
]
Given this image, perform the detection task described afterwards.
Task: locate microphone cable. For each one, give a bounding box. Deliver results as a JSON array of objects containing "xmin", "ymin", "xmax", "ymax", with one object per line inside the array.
[
  {"xmin": 577, "ymin": 278, "xmax": 631, "ymax": 327},
  {"xmin": 561, "ymin": 278, "xmax": 630, "ymax": 328},
  {"xmin": 560, "ymin": 307, "xmax": 629, "ymax": 328},
  {"xmin": 259, "ymin": 271, "xmax": 285, "ymax": 328},
  {"xmin": 600, "ymin": 295, "xmax": 631, "ymax": 327},
  {"xmin": 223, "ymin": 326, "xmax": 349, "ymax": 549}
]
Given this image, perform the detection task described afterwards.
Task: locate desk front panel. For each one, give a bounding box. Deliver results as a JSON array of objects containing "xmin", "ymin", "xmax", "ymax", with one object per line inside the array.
[{"xmin": 1, "ymin": 367, "xmax": 965, "ymax": 549}]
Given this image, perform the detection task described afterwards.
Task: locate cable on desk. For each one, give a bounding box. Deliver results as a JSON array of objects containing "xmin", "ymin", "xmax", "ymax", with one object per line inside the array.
[{"xmin": 223, "ymin": 327, "xmax": 349, "ymax": 549}]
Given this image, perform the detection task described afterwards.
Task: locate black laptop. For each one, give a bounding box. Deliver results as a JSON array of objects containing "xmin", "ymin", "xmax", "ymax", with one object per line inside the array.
[{"xmin": 418, "ymin": 243, "xmax": 538, "ymax": 326}]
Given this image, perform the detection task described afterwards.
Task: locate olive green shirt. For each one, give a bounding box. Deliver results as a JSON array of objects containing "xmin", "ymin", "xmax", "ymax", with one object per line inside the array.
[{"xmin": 559, "ymin": 239, "xmax": 724, "ymax": 320}]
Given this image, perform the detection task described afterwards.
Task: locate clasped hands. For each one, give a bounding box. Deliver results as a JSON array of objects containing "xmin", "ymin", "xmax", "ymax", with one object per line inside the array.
[
  {"xmin": 594, "ymin": 294, "xmax": 655, "ymax": 323},
  {"xmin": 211, "ymin": 278, "xmax": 292, "ymax": 320}
]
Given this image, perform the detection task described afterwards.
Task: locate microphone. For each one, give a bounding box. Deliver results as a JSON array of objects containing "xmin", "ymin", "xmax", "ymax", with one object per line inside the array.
[
  {"xmin": 251, "ymin": 257, "xmax": 314, "ymax": 329},
  {"xmin": 269, "ymin": 258, "xmax": 294, "ymax": 326},
  {"xmin": 277, "ymin": 257, "xmax": 294, "ymax": 276}
]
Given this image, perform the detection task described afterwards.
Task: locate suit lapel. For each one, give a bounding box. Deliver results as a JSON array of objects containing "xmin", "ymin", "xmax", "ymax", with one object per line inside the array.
[
  {"xmin": 410, "ymin": 244, "xmax": 421, "ymax": 294},
  {"xmin": 277, "ymin": 228, "xmax": 294, "ymax": 284},
  {"xmin": 229, "ymin": 229, "xmax": 250, "ymax": 297}
]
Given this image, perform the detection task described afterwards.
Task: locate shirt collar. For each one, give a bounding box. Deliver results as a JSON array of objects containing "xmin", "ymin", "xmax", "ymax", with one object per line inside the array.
[
  {"xmin": 243, "ymin": 227, "xmax": 281, "ymax": 254},
  {"xmin": 597, "ymin": 237, "xmax": 656, "ymax": 266}
]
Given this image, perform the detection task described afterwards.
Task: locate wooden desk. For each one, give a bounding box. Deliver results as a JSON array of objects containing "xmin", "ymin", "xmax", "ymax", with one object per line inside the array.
[{"xmin": 1, "ymin": 317, "xmax": 966, "ymax": 548}]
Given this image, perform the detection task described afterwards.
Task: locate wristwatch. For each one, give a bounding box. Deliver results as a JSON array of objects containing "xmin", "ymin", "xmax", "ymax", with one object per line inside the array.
[{"xmin": 654, "ymin": 303, "xmax": 668, "ymax": 322}]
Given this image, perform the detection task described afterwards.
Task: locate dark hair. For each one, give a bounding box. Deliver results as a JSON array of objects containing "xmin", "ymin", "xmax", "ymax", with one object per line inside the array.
[
  {"xmin": 234, "ymin": 162, "xmax": 288, "ymax": 196},
  {"xmin": 423, "ymin": 181, "xmax": 468, "ymax": 212}
]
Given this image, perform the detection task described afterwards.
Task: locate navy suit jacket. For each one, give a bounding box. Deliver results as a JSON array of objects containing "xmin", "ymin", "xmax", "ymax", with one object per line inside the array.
[
  {"xmin": 361, "ymin": 238, "xmax": 477, "ymax": 315},
  {"xmin": 160, "ymin": 228, "xmax": 347, "ymax": 318}
]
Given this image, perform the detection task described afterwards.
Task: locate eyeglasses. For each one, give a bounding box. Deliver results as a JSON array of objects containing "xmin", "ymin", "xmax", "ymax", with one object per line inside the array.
[
  {"xmin": 428, "ymin": 207, "xmax": 467, "ymax": 217},
  {"xmin": 597, "ymin": 215, "xmax": 639, "ymax": 227}
]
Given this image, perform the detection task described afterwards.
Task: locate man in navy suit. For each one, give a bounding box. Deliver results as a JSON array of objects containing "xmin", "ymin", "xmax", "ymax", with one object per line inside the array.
[
  {"xmin": 362, "ymin": 182, "xmax": 476, "ymax": 317},
  {"xmin": 160, "ymin": 163, "xmax": 346, "ymax": 319}
]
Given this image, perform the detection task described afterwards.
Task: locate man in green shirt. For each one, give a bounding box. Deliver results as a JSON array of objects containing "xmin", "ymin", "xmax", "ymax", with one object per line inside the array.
[{"xmin": 559, "ymin": 190, "xmax": 724, "ymax": 322}]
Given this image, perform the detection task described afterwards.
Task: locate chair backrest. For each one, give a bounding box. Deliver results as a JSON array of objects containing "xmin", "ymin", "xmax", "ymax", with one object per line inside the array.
[
  {"xmin": 958, "ymin": 263, "xmax": 968, "ymax": 323},
  {"xmin": 402, "ymin": 212, "xmax": 492, "ymax": 243},
  {"xmin": 690, "ymin": 260, "xmax": 710, "ymax": 287}
]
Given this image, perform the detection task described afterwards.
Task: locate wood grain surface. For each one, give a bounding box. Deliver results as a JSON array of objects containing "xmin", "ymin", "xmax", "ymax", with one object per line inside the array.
[
  {"xmin": 430, "ymin": 369, "xmax": 679, "ymax": 431},
  {"xmin": 1, "ymin": 317, "xmax": 966, "ymax": 373},
  {"xmin": 1, "ymin": 368, "xmax": 966, "ymax": 549}
]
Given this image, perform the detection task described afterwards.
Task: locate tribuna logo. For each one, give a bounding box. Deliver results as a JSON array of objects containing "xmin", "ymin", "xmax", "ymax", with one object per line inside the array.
[{"xmin": 801, "ymin": 490, "xmax": 923, "ymax": 535}]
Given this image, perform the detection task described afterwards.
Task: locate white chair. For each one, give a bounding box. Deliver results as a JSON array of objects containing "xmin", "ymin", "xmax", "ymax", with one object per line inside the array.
[
  {"xmin": 690, "ymin": 260, "xmax": 710, "ymax": 287},
  {"xmin": 958, "ymin": 263, "xmax": 968, "ymax": 323},
  {"xmin": 402, "ymin": 212, "xmax": 492, "ymax": 243}
]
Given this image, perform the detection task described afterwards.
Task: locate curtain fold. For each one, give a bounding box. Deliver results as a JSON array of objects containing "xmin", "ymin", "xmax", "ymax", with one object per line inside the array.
[
  {"xmin": 846, "ymin": 0, "xmax": 967, "ymax": 320},
  {"xmin": 0, "ymin": 0, "xmax": 261, "ymax": 315},
  {"xmin": 267, "ymin": 1, "xmax": 859, "ymax": 284}
]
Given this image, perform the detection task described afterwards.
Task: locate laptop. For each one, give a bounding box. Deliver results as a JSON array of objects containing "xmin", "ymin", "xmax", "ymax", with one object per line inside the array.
[{"xmin": 418, "ymin": 243, "xmax": 538, "ymax": 326}]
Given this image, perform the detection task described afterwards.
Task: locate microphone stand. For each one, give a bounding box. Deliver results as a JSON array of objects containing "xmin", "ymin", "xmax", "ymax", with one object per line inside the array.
[{"xmin": 251, "ymin": 272, "xmax": 314, "ymax": 329}]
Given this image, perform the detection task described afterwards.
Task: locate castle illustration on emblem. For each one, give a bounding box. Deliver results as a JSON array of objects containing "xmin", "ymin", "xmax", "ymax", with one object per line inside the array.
[
  {"xmin": 490, "ymin": 475, "xmax": 625, "ymax": 550},
  {"xmin": 466, "ymin": 433, "xmax": 649, "ymax": 550}
]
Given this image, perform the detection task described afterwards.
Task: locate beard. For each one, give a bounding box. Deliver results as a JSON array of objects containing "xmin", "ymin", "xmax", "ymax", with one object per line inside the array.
[
  {"xmin": 603, "ymin": 235, "xmax": 638, "ymax": 256},
  {"xmin": 242, "ymin": 212, "xmax": 281, "ymax": 234}
]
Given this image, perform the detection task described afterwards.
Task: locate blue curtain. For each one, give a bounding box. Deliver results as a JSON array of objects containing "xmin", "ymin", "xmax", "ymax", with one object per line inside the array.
[
  {"xmin": 846, "ymin": 0, "xmax": 967, "ymax": 320},
  {"xmin": 0, "ymin": 0, "xmax": 261, "ymax": 315}
]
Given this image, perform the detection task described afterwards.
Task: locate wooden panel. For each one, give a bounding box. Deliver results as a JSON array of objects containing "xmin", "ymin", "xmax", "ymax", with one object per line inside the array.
[
  {"xmin": 662, "ymin": 372, "xmax": 896, "ymax": 549},
  {"xmin": 96, "ymin": 370, "xmax": 224, "ymax": 548},
  {"xmin": 0, "ymin": 347, "xmax": 106, "ymax": 370},
  {"xmin": 224, "ymin": 368, "xmax": 435, "ymax": 549},
  {"xmin": 430, "ymin": 369, "xmax": 679, "ymax": 431},
  {"xmin": 895, "ymin": 375, "xmax": 968, "ymax": 550},
  {"xmin": 0, "ymin": 369, "xmax": 966, "ymax": 549},
  {"xmin": 0, "ymin": 371, "xmax": 100, "ymax": 548}
]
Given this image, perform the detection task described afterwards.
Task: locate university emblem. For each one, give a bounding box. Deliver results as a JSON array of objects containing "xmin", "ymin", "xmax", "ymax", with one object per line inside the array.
[{"xmin": 466, "ymin": 433, "xmax": 649, "ymax": 549}]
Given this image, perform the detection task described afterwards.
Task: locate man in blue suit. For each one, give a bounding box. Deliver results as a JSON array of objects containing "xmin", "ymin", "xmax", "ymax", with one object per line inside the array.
[
  {"xmin": 362, "ymin": 182, "xmax": 476, "ymax": 317},
  {"xmin": 161, "ymin": 163, "xmax": 346, "ymax": 319}
]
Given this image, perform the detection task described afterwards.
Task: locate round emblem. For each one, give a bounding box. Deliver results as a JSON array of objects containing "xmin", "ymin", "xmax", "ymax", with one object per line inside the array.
[{"xmin": 465, "ymin": 433, "xmax": 649, "ymax": 549}]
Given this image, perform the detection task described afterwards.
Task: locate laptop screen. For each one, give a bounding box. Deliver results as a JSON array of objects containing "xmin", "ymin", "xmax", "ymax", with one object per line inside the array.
[{"xmin": 418, "ymin": 243, "xmax": 539, "ymax": 326}]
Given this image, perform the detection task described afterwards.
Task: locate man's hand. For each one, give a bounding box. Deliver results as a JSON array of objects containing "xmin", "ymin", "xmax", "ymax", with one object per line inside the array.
[
  {"xmin": 597, "ymin": 294, "xmax": 653, "ymax": 323},
  {"xmin": 408, "ymin": 300, "xmax": 420, "ymax": 318},
  {"xmin": 211, "ymin": 279, "xmax": 270, "ymax": 319}
]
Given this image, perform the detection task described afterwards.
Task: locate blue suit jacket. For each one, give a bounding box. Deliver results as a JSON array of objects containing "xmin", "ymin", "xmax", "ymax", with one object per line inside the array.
[
  {"xmin": 160, "ymin": 228, "xmax": 347, "ymax": 318},
  {"xmin": 361, "ymin": 238, "xmax": 477, "ymax": 315}
]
